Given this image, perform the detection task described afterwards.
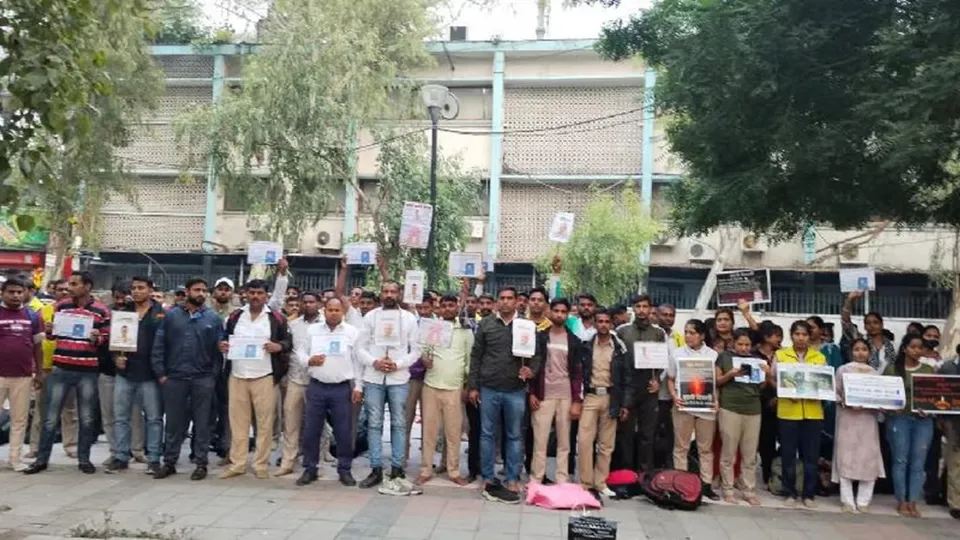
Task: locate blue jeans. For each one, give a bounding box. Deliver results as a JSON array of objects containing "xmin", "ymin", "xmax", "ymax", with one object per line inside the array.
[
  {"xmin": 886, "ymin": 414, "xmax": 934, "ymax": 502},
  {"xmin": 113, "ymin": 375, "xmax": 163, "ymax": 464},
  {"xmin": 364, "ymin": 382, "xmax": 408, "ymax": 470},
  {"xmin": 37, "ymin": 368, "xmax": 99, "ymax": 464},
  {"xmin": 480, "ymin": 387, "xmax": 526, "ymax": 483},
  {"xmin": 778, "ymin": 419, "xmax": 821, "ymax": 499}
]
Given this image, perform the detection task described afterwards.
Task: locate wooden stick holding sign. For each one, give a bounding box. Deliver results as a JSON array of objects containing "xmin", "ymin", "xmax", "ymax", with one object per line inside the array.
[{"xmin": 512, "ymin": 318, "xmax": 536, "ymax": 381}]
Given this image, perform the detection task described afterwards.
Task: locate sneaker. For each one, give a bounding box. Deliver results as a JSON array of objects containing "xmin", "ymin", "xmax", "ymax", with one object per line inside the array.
[
  {"xmin": 101, "ymin": 456, "xmax": 115, "ymax": 467},
  {"xmin": 22, "ymin": 462, "xmax": 48, "ymax": 475},
  {"xmin": 378, "ymin": 477, "xmax": 423, "ymax": 496},
  {"xmin": 11, "ymin": 462, "xmax": 29, "ymax": 472},
  {"xmin": 599, "ymin": 487, "xmax": 616, "ymax": 499},
  {"xmin": 783, "ymin": 497, "xmax": 797, "ymax": 508},
  {"xmin": 79, "ymin": 462, "xmax": 96, "ymax": 474},
  {"xmin": 841, "ymin": 504, "xmax": 857, "ymax": 514},
  {"xmin": 389, "ymin": 466, "xmax": 405, "ymax": 480},
  {"xmin": 482, "ymin": 481, "xmax": 521, "ymax": 505},
  {"xmin": 359, "ymin": 468, "xmax": 383, "ymax": 489},
  {"xmin": 802, "ymin": 498, "xmax": 818, "ymax": 509},
  {"xmin": 103, "ymin": 459, "xmax": 129, "ymax": 474},
  {"xmin": 255, "ymin": 470, "xmax": 269, "ymax": 480},
  {"xmin": 858, "ymin": 505, "xmax": 870, "ymax": 514}
]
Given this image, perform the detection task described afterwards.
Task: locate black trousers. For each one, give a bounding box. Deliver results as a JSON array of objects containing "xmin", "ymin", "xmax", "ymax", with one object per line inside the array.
[
  {"xmin": 467, "ymin": 401, "xmax": 481, "ymax": 477},
  {"xmin": 759, "ymin": 405, "xmax": 778, "ymax": 484},
  {"xmin": 162, "ymin": 377, "xmax": 215, "ymax": 467},
  {"xmin": 613, "ymin": 394, "xmax": 657, "ymax": 473},
  {"xmin": 654, "ymin": 399, "xmax": 674, "ymax": 470}
]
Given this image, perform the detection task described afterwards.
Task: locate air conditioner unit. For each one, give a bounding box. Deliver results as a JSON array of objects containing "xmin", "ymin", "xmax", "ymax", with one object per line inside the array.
[
  {"xmin": 741, "ymin": 233, "xmax": 768, "ymax": 253},
  {"xmin": 467, "ymin": 220, "xmax": 485, "ymax": 240},
  {"xmin": 652, "ymin": 230, "xmax": 677, "ymax": 247},
  {"xmin": 314, "ymin": 230, "xmax": 341, "ymax": 250},
  {"xmin": 687, "ymin": 241, "xmax": 716, "ymax": 262},
  {"xmin": 839, "ymin": 243, "xmax": 868, "ymax": 265}
]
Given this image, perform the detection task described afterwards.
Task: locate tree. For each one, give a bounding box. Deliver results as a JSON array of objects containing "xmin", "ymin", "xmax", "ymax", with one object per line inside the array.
[
  {"xmin": 536, "ymin": 187, "xmax": 660, "ymax": 306},
  {"xmin": 591, "ymin": 0, "xmax": 960, "ymax": 326},
  {"xmin": 175, "ymin": 0, "xmax": 440, "ymax": 242},
  {"xmin": 356, "ymin": 132, "xmax": 482, "ymax": 290}
]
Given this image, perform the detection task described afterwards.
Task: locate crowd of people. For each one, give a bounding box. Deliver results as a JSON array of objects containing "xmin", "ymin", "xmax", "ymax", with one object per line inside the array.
[{"xmin": 0, "ymin": 260, "xmax": 958, "ymax": 520}]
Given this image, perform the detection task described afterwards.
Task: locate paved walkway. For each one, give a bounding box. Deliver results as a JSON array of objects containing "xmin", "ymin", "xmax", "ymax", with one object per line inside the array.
[{"xmin": 0, "ymin": 440, "xmax": 956, "ymax": 540}]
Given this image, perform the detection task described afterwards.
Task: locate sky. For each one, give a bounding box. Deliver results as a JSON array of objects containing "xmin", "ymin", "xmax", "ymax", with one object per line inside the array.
[{"xmin": 200, "ymin": 0, "xmax": 647, "ymax": 41}]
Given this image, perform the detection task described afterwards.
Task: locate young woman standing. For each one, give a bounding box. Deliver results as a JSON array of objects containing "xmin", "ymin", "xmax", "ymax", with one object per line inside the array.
[
  {"xmin": 756, "ymin": 323, "xmax": 783, "ymax": 490},
  {"xmin": 841, "ymin": 291, "xmax": 896, "ymax": 370},
  {"xmin": 832, "ymin": 338, "xmax": 885, "ymax": 513},
  {"xmin": 883, "ymin": 334, "xmax": 936, "ymax": 517}
]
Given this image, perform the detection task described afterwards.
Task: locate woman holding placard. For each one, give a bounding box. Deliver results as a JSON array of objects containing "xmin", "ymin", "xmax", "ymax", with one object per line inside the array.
[
  {"xmin": 882, "ymin": 334, "xmax": 936, "ymax": 517},
  {"xmin": 833, "ymin": 338, "xmax": 885, "ymax": 513},
  {"xmin": 666, "ymin": 319, "xmax": 720, "ymax": 501},
  {"xmin": 715, "ymin": 329, "xmax": 768, "ymax": 505}
]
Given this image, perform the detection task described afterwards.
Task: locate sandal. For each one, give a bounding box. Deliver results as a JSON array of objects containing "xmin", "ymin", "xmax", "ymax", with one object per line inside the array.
[
  {"xmin": 745, "ymin": 495, "xmax": 761, "ymax": 507},
  {"xmin": 723, "ymin": 494, "xmax": 738, "ymax": 504}
]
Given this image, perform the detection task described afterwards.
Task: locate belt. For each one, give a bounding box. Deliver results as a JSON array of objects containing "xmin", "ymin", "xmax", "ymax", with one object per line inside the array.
[
  {"xmin": 310, "ymin": 379, "xmax": 351, "ymax": 386},
  {"xmin": 586, "ymin": 386, "xmax": 613, "ymax": 396}
]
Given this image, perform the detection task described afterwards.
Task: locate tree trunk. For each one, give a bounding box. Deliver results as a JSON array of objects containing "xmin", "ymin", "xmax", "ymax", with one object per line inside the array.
[
  {"xmin": 535, "ymin": 0, "xmax": 549, "ymax": 39},
  {"xmin": 940, "ymin": 280, "xmax": 960, "ymax": 360},
  {"xmin": 693, "ymin": 227, "xmax": 737, "ymax": 319}
]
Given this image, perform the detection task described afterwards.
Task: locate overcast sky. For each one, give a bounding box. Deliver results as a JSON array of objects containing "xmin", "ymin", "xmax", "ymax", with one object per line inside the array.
[{"xmin": 200, "ymin": 0, "xmax": 648, "ymax": 41}]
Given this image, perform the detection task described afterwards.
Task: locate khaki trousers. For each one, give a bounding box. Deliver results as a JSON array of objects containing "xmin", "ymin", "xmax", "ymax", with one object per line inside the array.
[
  {"xmin": 532, "ymin": 397, "xmax": 571, "ymax": 483},
  {"xmin": 228, "ymin": 375, "xmax": 277, "ymax": 474},
  {"xmin": 420, "ymin": 385, "xmax": 463, "ymax": 479},
  {"xmin": 31, "ymin": 383, "xmax": 77, "ymax": 454},
  {"xmin": 945, "ymin": 422, "xmax": 960, "ymax": 511},
  {"xmin": 403, "ymin": 378, "xmax": 424, "ymax": 467},
  {"xmin": 98, "ymin": 374, "xmax": 144, "ymax": 459},
  {"xmin": 717, "ymin": 409, "xmax": 761, "ymax": 495},
  {"xmin": 672, "ymin": 408, "xmax": 715, "ymax": 483},
  {"xmin": 279, "ymin": 381, "xmax": 306, "ymax": 470},
  {"xmin": 1, "ymin": 377, "xmax": 32, "ymax": 465},
  {"xmin": 577, "ymin": 394, "xmax": 617, "ymax": 489}
]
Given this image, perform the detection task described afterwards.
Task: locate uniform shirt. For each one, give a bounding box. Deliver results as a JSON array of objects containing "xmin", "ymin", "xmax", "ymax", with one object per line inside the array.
[
  {"xmin": 230, "ymin": 305, "xmax": 274, "ymax": 379},
  {"xmin": 300, "ymin": 320, "xmax": 361, "ymax": 389},
  {"xmin": 356, "ymin": 307, "xmax": 421, "ymax": 386},
  {"xmin": 590, "ymin": 338, "xmax": 614, "ymax": 389},
  {"xmin": 0, "ymin": 304, "xmax": 43, "ymax": 377}
]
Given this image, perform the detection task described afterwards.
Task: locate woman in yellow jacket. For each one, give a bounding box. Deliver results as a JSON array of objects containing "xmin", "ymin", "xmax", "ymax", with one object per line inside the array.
[{"xmin": 770, "ymin": 320, "xmax": 827, "ymax": 508}]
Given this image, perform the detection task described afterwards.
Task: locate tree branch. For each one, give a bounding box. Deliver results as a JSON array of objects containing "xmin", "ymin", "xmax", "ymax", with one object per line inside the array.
[{"xmin": 807, "ymin": 221, "xmax": 890, "ymax": 266}]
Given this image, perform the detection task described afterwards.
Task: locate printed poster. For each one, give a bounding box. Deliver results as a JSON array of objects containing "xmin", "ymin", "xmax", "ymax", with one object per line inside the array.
[
  {"xmin": 403, "ymin": 270, "xmax": 425, "ymax": 306},
  {"xmin": 633, "ymin": 342, "xmax": 668, "ymax": 370},
  {"xmin": 715, "ymin": 268, "xmax": 771, "ymax": 306},
  {"xmin": 842, "ymin": 372, "xmax": 906, "ymax": 410},
  {"xmin": 511, "ymin": 318, "xmax": 537, "ymax": 358},
  {"xmin": 676, "ymin": 357, "xmax": 716, "ymax": 412},
  {"xmin": 228, "ymin": 336, "xmax": 267, "ymax": 361},
  {"xmin": 109, "ymin": 311, "xmax": 139, "ymax": 352},
  {"xmin": 310, "ymin": 334, "xmax": 346, "ymax": 359},
  {"xmin": 374, "ymin": 309, "xmax": 403, "ymax": 349},
  {"xmin": 448, "ymin": 252, "xmax": 483, "ymax": 278},
  {"xmin": 53, "ymin": 312, "xmax": 94, "ymax": 339},
  {"xmin": 548, "ymin": 212, "xmax": 575, "ymax": 243},
  {"xmin": 911, "ymin": 374, "xmax": 960, "ymax": 414},
  {"xmin": 343, "ymin": 242, "xmax": 377, "ymax": 266},
  {"xmin": 419, "ymin": 318, "xmax": 453, "ymax": 348},
  {"xmin": 839, "ymin": 267, "xmax": 876, "ymax": 293},
  {"xmin": 732, "ymin": 357, "xmax": 767, "ymax": 384},
  {"xmin": 247, "ymin": 241, "xmax": 283, "ymax": 265},
  {"xmin": 399, "ymin": 202, "xmax": 433, "ymax": 249},
  {"xmin": 776, "ymin": 363, "xmax": 836, "ymax": 401}
]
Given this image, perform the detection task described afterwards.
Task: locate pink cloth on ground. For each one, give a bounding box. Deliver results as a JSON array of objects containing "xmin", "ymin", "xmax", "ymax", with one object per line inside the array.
[{"xmin": 525, "ymin": 481, "xmax": 603, "ymax": 510}]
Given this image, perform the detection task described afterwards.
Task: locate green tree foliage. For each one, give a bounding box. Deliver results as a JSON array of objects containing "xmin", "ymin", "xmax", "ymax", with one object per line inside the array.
[
  {"xmin": 590, "ymin": 0, "xmax": 960, "ymax": 239},
  {"xmin": 357, "ymin": 132, "xmax": 482, "ymax": 291},
  {"xmin": 175, "ymin": 0, "xmax": 440, "ymax": 241},
  {"xmin": 537, "ymin": 187, "xmax": 659, "ymax": 306},
  {"xmin": 148, "ymin": 0, "xmax": 236, "ymax": 45}
]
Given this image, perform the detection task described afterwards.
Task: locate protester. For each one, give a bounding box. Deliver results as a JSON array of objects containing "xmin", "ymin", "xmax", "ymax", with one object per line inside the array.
[
  {"xmin": 755, "ymin": 322, "xmax": 783, "ymax": 490},
  {"xmin": 99, "ymin": 282, "xmax": 144, "ymax": 466},
  {"xmin": 278, "ymin": 291, "xmax": 322, "ymax": 477},
  {"xmin": 938, "ymin": 349, "xmax": 960, "ymax": 520},
  {"xmin": 403, "ymin": 297, "xmax": 433, "ymax": 470},
  {"xmin": 0, "ymin": 278, "xmax": 44, "ymax": 471},
  {"xmin": 841, "ymin": 291, "xmax": 896, "ymax": 370}
]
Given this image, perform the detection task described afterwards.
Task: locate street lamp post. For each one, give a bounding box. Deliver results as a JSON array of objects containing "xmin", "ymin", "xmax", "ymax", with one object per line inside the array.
[{"xmin": 421, "ymin": 84, "xmax": 449, "ymax": 291}]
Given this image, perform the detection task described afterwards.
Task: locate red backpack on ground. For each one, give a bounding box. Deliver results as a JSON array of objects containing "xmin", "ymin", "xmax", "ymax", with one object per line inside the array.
[{"xmin": 640, "ymin": 469, "xmax": 703, "ymax": 510}]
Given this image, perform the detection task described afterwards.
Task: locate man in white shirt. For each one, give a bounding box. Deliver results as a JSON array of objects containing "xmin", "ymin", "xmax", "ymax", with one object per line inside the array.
[
  {"xmin": 356, "ymin": 281, "xmax": 421, "ymax": 492},
  {"xmin": 296, "ymin": 297, "xmax": 361, "ymax": 487}
]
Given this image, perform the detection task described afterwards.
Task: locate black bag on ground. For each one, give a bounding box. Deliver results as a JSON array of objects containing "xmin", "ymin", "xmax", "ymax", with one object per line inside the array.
[{"xmin": 568, "ymin": 515, "xmax": 617, "ymax": 540}]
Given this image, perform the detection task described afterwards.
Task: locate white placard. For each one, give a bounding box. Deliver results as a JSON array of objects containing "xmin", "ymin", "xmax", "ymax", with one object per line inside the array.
[
  {"xmin": 776, "ymin": 363, "xmax": 836, "ymax": 401},
  {"xmin": 548, "ymin": 212, "xmax": 575, "ymax": 243},
  {"xmin": 53, "ymin": 312, "xmax": 94, "ymax": 339},
  {"xmin": 732, "ymin": 357, "xmax": 767, "ymax": 384},
  {"xmin": 633, "ymin": 342, "xmax": 669, "ymax": 370},
  {"xmin": 399, "ymin": 201, "xmax": 433, "ymax": 249},
  {"xmin": 374, "ymin": 309, "xmax": 403, "ymax": 349},
  {"xmin": 448, "ymin": 252, "xmax": 483, "ymax": 278},
  {"xmin": 343, "ymin": 242, "xmax": 377, "ymax": 266},
  {"xmin": 109, "ymin": 312, "xmax": 139, "ymax": 352},
  {"xmin": 247, "ymin": 241, "xmax": 283, "ymax": 265},
  {"xmin": 228, "ymin": 336, "xmax": 267, "ymax": 361},
  {"xmin": 310, "ymin": 334, "xmax": 346, "ymax": 359},
  {"xmin": 842, "ymin": 372, "xmax": 906, "ymax": 410},
  {"xmin": 839, "ymin": 267, "xmax": 876, "ymax": 292},
  {"xmin": 403, "ymin": 270, "xmax": 425, "ymax": 306},
  {"xmin": 512, "ymin": 318, "xmax": 537, "ymax": 358},
  {"xmin": 419, "ymin": 318, "xmax": 454, "ymax": 348}
]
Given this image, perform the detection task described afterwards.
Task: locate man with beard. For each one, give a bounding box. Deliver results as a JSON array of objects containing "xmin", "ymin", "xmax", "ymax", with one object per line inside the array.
[
  {"xmin": 149, "ymin": 278, "xmax": 223, "ymax": 480},
  {"xmin": 209, "ymin": 277, "xmax": 237, "ymax": 463},
  {"xmin": 477, "ymin": 294, "xmax": 495, "ymax": 319},
  {"xmin": 278, "ymin": 291, "xmax": 323, "ymax": 477}
]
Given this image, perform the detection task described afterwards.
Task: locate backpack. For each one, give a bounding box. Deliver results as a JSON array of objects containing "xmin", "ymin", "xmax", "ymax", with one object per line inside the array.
[
  {"xmin": 641, "ymin": 469, "xmax": 703, "ymax": 510},
  {"xmin": 605, "ymin": 469, "xmax": 643, "ymax": 500}
]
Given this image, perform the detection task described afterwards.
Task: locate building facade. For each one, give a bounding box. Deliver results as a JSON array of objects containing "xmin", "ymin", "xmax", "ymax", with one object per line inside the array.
[{"xmin": 95, "ymin": 38, "xmax": 951, "ymax": 320}]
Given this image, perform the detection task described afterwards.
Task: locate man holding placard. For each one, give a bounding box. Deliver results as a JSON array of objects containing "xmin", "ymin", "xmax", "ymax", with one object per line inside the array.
[{"xmin": 25, "ymin": 272, "xmax": 110, "ymax": 476}]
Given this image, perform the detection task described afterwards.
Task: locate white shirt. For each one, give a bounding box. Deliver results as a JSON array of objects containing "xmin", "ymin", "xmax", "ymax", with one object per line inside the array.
[
  {"xmin": 345, "ymin": 305, "xmax": 364, "ymax": 329},
  {"xmin": 289, "ymin": 315, "xmax": 323, "ymax": 386},
  {"xmin": 231, "ymin": 305, "xmax": 274, "ymax": 379},
  {"xmin": 356, "ymin": 307, "xmax": 420, "ymax": 386},
  {"xmin": 299, "ymin": 320, "xmax": 361, "ymax": 390}
]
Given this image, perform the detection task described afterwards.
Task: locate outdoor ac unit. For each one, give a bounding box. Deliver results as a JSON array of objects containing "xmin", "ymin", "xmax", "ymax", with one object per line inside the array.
[
  {"xmin": 467, "ymin": 220, "xmax": 485, "ymax": 240},
  {"xmin": 687, "ymin": 241, "xmax": 715, "ymax": 262},
  {"xmin": 314, "ymin": 230, "xmax": 341, "ymax": 250},
  {"xmin": 652, "ymin": 230, "xmax": 677, "ymax": 247},
  {"xmin": 741, "ymin": 233, "xmax": 768, "ymax": 253},
  {"xmin": 839, "ymin": 243, "xmax": 868, "ymax": 265}
]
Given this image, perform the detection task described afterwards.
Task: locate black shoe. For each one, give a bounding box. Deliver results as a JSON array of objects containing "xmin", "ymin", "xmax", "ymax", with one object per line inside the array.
[
  {"xmin": 191, "ymin": 466, "xmax": 207, "ymax": 481},
  {"xmin": 702, "ymin": 484, "xmax": 721, "ymax": 501},
  {"xmin": 359, "ymin": 468, "xmax": 383, "ymax": 489},
  {"xmin": 297, "ymin": 469, "xmax": 318, "ymax": 486},
  {"xmin": 79, "ymin": 462, "xmax": 96, "ymax": 474},
  {"xmin": 153, "ymin": 464, "xmax": 177, "ymax": 479},
  {"xmin": 587, "ymin": 488, "xmax": 603, "ymax": 504},
  {"xmin": 145, "ymin": 463, "xmax": 161, "ymax": 475},
  {"xmin": 389, "ymin": 466, "xmax": 405, "ymax": 480},
  {"xmin": 951, "ymin": 509, "xmax": 960, "ymax": 520},
  {"xmin": 339, "ymin": 471, "xmax": 356, "ymax": 487},
  {"xmin": 541, "ymin": 477, "xmax": 555, "ymax": 486},
  {"xmin": 22, "ymin": 462, "xmax": 48, "ymax": 475},
  {"xmin": 103, "ymin": 458, "xmax": 128, "ymax": 474},
  {"xmin": 482, "ymin": 480, "xmax": 520, "ymax": 504},
  {"xmin": 466, "ymin": 474, "xmax": 478, "ymax": 484}
]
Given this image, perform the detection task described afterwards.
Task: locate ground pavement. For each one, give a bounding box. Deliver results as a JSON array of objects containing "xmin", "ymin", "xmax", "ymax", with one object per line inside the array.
[{"xmin": 0, "ymin": 436, "xmax": 957, "ymax": 540}]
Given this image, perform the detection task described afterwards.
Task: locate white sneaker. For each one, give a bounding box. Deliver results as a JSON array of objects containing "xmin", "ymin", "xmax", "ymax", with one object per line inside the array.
[
  {"xmin": 12, "ymin": 462, "xmax": 29, "ymax": 472},
  {"xmin": 378, "ymin": 477, "xmax": 423, "ymax": 496},
  {"xmin": 600, "ymin": 487, "xmax": 616, "ymax": 499},
  {"xmin": 398, "ymin": 477, "xmax": 424, "ymax": 496}
]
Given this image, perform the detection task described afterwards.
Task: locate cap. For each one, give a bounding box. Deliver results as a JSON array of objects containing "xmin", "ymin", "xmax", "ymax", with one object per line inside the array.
[
  {"xmin": 215, "ymin": 277, "xmax": 235, "ymax": 290},
  {"xmin": 174, "ymin": 286, "xmax": 186, "ymax": 295}
]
